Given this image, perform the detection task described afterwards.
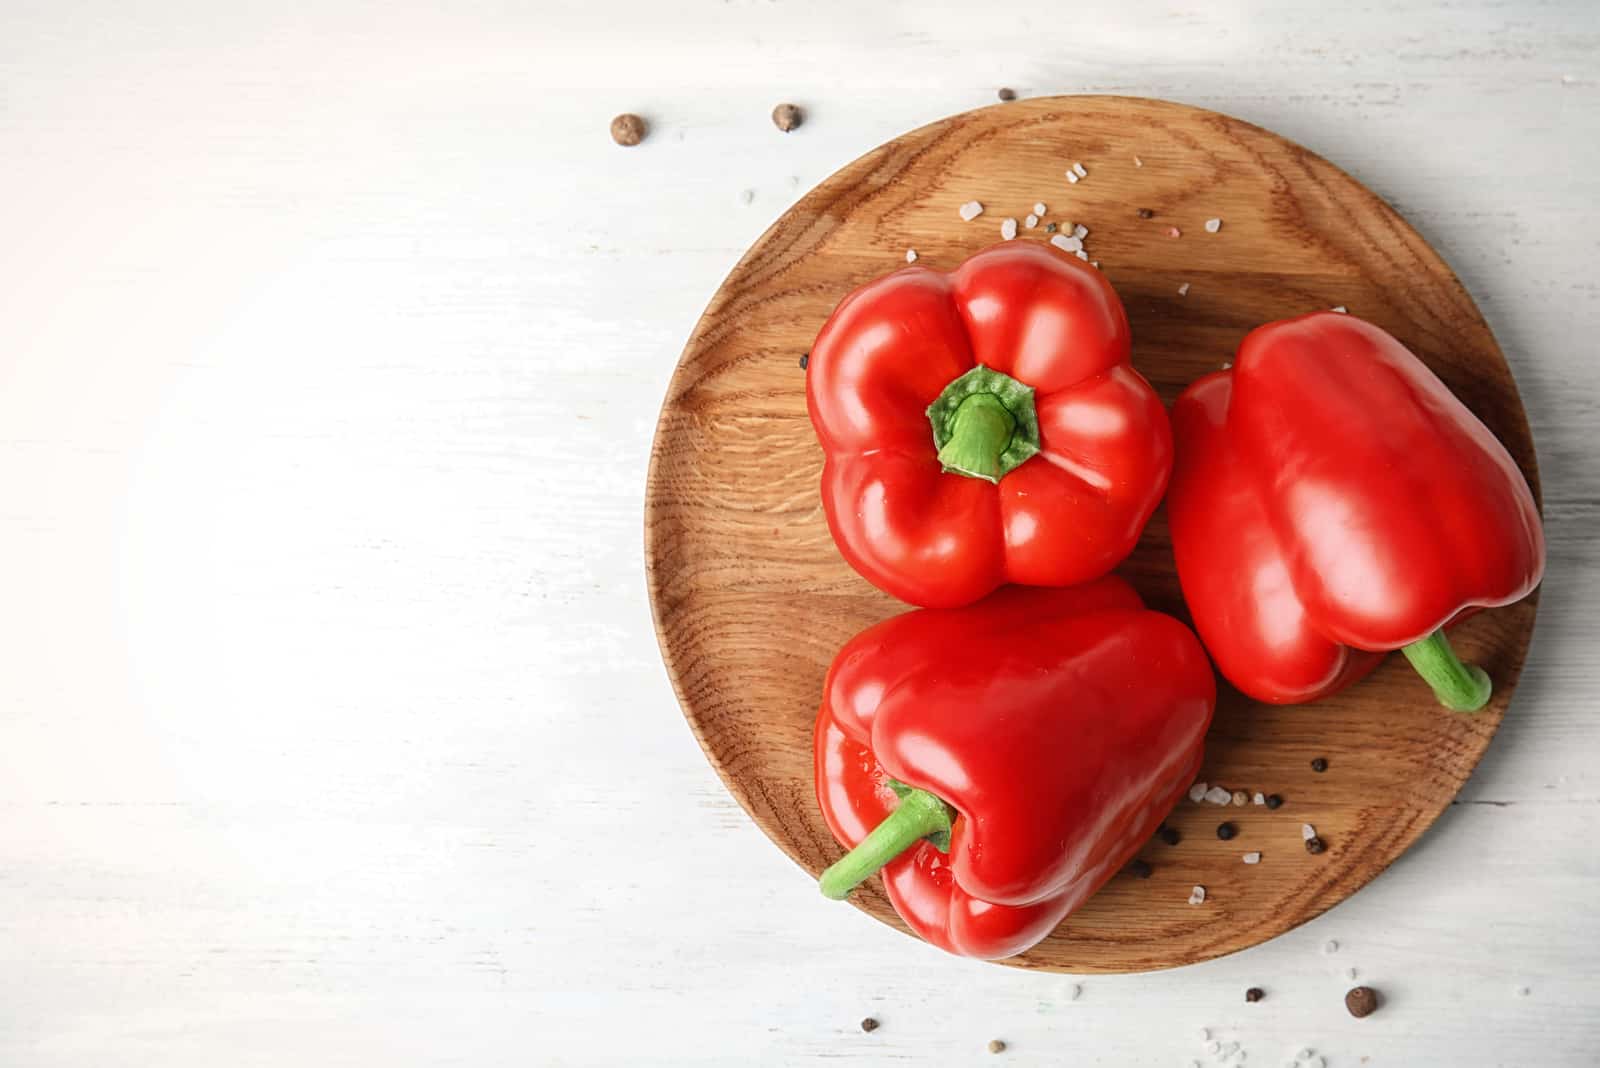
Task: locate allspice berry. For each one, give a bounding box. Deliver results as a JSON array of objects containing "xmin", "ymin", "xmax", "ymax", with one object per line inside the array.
[
  {"xmin": 860, "ymin": 1017, "xmax": 880, "ymax": 1033},
  {"xmin": 1245, "ymin": 987, "xmax": 1264, "ymax": 1003},
  {"xmin": 1345, "ymin": 985, "xmax": 1380, "ymax": 1018},
  {"xmin": 609, "ymin": 113, "xmax": 646, "ymax": 147},
  {"xmin": 987, "ymin": 1039, "xmax": 1007, "ymax": 1054},
  {"xmin": 772, "ymin": 103, "xmax": 804, "ymax": 132},
  {"xmin": 997, "ymin": 87, "xmax": 1017, "ymax": 102}
]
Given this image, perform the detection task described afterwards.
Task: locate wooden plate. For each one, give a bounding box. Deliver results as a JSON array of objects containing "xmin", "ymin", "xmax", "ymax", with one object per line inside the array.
[{"xmin": 644, "ymin": 96, "xmax": 1540, "ymax": 972}]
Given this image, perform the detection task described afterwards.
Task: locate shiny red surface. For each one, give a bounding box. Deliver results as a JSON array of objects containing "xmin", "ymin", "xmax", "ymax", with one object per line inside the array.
[
  {"xmin": 813, "ymin": 580, "xmax": 1215, "ymax": 959},
  {"xmin": 807, "ymin": 242, "xmax": 1172, "ymax": 608},
  {"xmin": 1169, "ymin": 312, "xmax": 1544, "ymax": 703}
]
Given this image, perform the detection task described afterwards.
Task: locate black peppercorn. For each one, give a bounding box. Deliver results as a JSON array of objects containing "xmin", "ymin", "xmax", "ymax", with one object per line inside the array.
[
  {"xmin": 1265, "ymin": 794, "xmax": 1284, "ymax": 809},
  {"xmin": 1216, "ymin": 822, "xmax": 1237, "ymax": 841},
  {"xmin": 860, "ymin": 1017, "xmax": 879, "ymax": 1033},
  {"xmin": 997, "ymin": 88, "xmax": 1017, "ymax": 102},
  {"xmin": 1245, "ymin": 987, "xmax": 1264, "ymax": 1003},
  {"xmin": 1126, "ymin": 858, "xmax": 1153, "ymax": 879},
  {"xmin": 799, "ymin": 353, "xmax": 809, "ymax": 370},
  {"xmin": 1137, "ymin": 208, "xmax": 1154, "ymax": 219},
  {"xmin": 1305, "ymin": 835, "xmax": 1327, "ymax": 855},
  {"xmin": 1311, "ymin": 757, "xmax": 1329, "ymax": 773},
  {"xmin": 1157, "ymin": 825, "xmax": 1181, "ymax": 846}
]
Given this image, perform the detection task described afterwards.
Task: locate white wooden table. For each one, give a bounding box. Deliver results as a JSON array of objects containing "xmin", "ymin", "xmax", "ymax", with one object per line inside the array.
[{"xmin": 1, "ymin": 2, "xmax": 1595, "ymax": 1064}]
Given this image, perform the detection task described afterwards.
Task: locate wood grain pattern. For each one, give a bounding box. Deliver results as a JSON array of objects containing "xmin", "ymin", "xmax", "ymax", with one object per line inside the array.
[{"xmin": 645, "ymin": 96, "xmax": 1541, "ymax": 973}]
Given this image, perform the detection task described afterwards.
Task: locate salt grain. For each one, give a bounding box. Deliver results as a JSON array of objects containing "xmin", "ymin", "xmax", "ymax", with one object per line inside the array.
[
  {"xmin": 1253, "ymin": 792, "xmax": 1266, "ymax": 806},
  {"xmin": 1066, "ymin": 171, "xmax": 1080, "ymax": 184},
  {"xmin": 741, "ymin": 188, "xmax": 756, "ymax": 204},
  {"xmin": 1067, "ymin": 982, "xmax": 1082, "ymax": 1000},
  {"xmin": 1205, "ymin": 218, "xmax": 1222, "ymax": 233},
  {"xmin": 1076, "ymin": 250, "xmax": 1089, "ymax": 261},
  {"xmin": 1134, "ymin": 155, "xmax": 1144, "ymax": 167},
  {"xmin": 1302, "ymin": 823, "xmax": 1317, "ymax": 841},
  {"xmin": 1517, "ymin": 984, "xmax": 1532, "ymax": 996},
  {"xmin": 905, "ymin": 249, "xmax": 918, "ymax": 263},
  {"xmin": 1189, "ymin": 885, "xmax": 1207, "ymax": 906},
  {"xmin": 1243, "ymin": 852, "xmax": 1261, "ymax": 864},
  {"xmin": 1050, "ymin": 234, "xmax": 1076, "ymax": 253},
  {"xmin": 1178, "ymin": 283, "xmax": 1190, "ymax": 296},
  {"xmin": 1309, "ymin": 1058, "xmax": 1326, "ymax": 1068},
  {"xmin": 960, "ymin": 200, "xmax": 984, "ymax": 221},
  {"xmin": 1198, "ymin": 1028, "xmax": 1210, "ymax": 1042},
  {"xmin": 1090, "ymin": 260, "xmax": 1099, "ymax": 268},
  {"xmin": 1034, "ymin": 202, "xmax": 1048, "ymax": 216},
  {"xmin": 1189, "ymin": 782, "xmax": 1208, "ymax": 803},
  {"xmin": 1074, "ymin": 223, "xmax": 1089, "ymax": 239},
  {"xmin": 1072, "ymin": 162, "xmax": 1087, "ymax": 178},
  {"xmin": 1346, "ymin": 967, "xmax": 1359, "ymax": 981},
  {"xmin": 1206, "ymin": 786, "xmax": 1233, "ymax": 805},
  {"xmin": 1323, "ymin": 939, "xmax": 1339, "ymax": 954},
  {"xmin": 1298, "ymin": 1048, "xmax": 1314, "ymax": 1061},
  {"xmin": 1332, "ymin": 305, "xmax": 1348, "ymax": 313},
  {"xmin": 1207, "ymin": 1041, "xmax": 1221, "ymax": 1054},
  {"xmin": 1058, "ymin": 235, "xmax": 1084, "ymax": 252},
  {"xmin": 1024, "ymin": 214, "xmax": 1039, "ymax": 229},
  {"xmin": 1001, "ymin": 217, "xmax": 1018, "ymax": 240},
  {"xmin": 1167, "ymin": 226, "xmax": 1182, "ymax": 238}
]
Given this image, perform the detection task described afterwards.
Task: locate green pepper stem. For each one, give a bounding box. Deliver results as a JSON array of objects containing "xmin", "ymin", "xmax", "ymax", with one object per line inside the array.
[
  {"xmin": 935, "ymin": 394, "xmax": 1016, "ymax": 483},
  {"xmin": 819, "ymin": 788, "xmax": 955, "ymax": 900},
  {"xmin": 1400, "ymin": 629, "xmax": 1491, "ymax": 712}
]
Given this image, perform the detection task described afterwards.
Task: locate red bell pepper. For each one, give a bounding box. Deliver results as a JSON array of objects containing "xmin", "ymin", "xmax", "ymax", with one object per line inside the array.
[
  {"xmin": 806, "ymin": 241, "xmax": 1171, "ymax": 608},
  {"xmin": 1169, "ymin": 312, "xmax": 1544, "ymax": 709},
  {"xmin": 814, "ymin": 577, "xmax": 1215, "ymax": 959}
]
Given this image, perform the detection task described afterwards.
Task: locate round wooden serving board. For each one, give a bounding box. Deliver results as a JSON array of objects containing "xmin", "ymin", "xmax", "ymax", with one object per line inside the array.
[{"xmin": 644, "ymin": 96, "xmax": 1541, "ymax": 972}]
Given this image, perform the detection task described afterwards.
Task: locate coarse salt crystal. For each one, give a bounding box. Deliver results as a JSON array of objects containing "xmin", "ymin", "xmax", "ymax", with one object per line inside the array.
[
  {"xmin": 1302, "ymin": 823, "xmax": 1317, "ymax": 841},
  {"xmin": 1134, "ymin": 155, "xmax": 1143, "ymax": 167},
  {"xmin": 1198, "ymin": 1027, "xmax": 1210, "ymax": 1042},
  {"xmin": 1090, "ymin": 260, "xmax": 1099, "ymax": 268},
  {"xmin": 1223, "ymin": 1042, "xmax": 1239, "ymax": 1055},
  {"xmin": 1205, "ymin": 218, "xmax": 1222, "ymax": 233},
  {"xmin": 741, "ymin": 188, "xmax": 756, "ymax": 204},
  {"xmin": 1253, "ymin": 792, "xmax": 1266, "ymax": 806},
  {"xmin": 1332, "ymin": 305, "xmax": 1348, "ymax": 313},
  {"xmin": 959, "ymin": 200, "xmax": 984, "ymax": 221},
  {"xmin": 1066, "ymin": 171, "xmax": 1080, "ymax": 184},
  {"xmin": 1189, "ymin": 885, "xmax": 1206, "ymax": 905},
  {"xmin": 1178, "ymin": 283, "xmax": 1190, "ymax": 296},
  {"xmin": 1297, "ymin": 1053, "xmax": 1313, "ymax": 1065},
  {"xmin": 1346, "ymin": 967, "xmax": 1358, "ymax": 981},
  {"xmin": 1058, "ymin": 235, "xmax": 1084, "ymax": 252},
  {"xmin": 1072, "ymin": 161, "xmax": 1087, "ymax": 178},
  {"xmin": 1207, "ymin": 1041, "xmax": 1221, "ymax": 1054},
  {"xmin": 1033, "ymin": 202, "xmax": 1047, "ymax": 216},
  {"xmin": 905, "ymin": 249, "xmax": 918, "ymax": 263},
  {"xmin": 1076, "ymin": 250, "xmax": 1089, "ymax": 261},
  {"xmin": 1243, "ymin": 852, "xmax": 1261, "ymax": 864},
  {"xmin": 1205, "ymin": 786, "xmax": 1233, "ymax": 805},
  {"xmin": 1024, "ymin": 214, "xmax": 1039, "ymax": 229},
  {"xmin": 1323, "ymin": 939, "xmax": 1338, "ymax": 954},
  {"xmin": 1073, "ymin": 223, "xmax": 1088, "ymax": 239},
  {"xmin": 1309, "ymin": 1058, "xmax": 1326, "ymax": 1068},
  {"xmin": 1066, "ymin": 981, "xmax": 1082, "ymax": 1000},
  {"xmin": 1001, "ymin": 217, "xmax": 1018, "ymax": 240},
  {"xmin": 1050, "ymin": 234, "xmax": 1076, "ymax": 253},
  {"xmin": 1189, "ymin": 782, "xmax": 1208, "ymax": 803},
  {"xmin": 1167, "ymin": 226, "xmax": 1182, "ymax": 238},
  {"xmin": 1517, "ymin": 984, "xmax": 1531, "ymax": 996}
]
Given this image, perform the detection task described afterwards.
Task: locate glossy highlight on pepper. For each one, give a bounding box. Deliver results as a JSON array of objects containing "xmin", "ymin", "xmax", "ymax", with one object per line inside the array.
[
  {"xmin": 1168, "ymin": 311, "xmax": 1544, "ymax": 708},
  {"xmin": 806, "ymin": 241, "xmax": 1172, "ymax": 608},
  {"xmin": 813, "ymin": 578, "xmax": 1215, "ymax": 959}
]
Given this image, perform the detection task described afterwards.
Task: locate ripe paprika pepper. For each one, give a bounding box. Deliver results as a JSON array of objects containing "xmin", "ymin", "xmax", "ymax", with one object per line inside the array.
[
  {"xmin": 814, "ymin": 577, "xmax": 1215, "ymax": 959},
  {"xmin": 1168, "ymin": 312, "xmax": 1544, "ymax": 709},
  {"xmin": 806, "ymin": 242, "xmax": 1172, "ymax": 608}
]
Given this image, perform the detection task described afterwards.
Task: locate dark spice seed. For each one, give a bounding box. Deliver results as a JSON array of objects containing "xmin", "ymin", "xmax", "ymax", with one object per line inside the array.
[
  {"xmin": 1311, "ymin": 757, "xmax": 1329, "ymax": 773},
  {"xmin": 1265, "ymin": 794, "xmax": 1284, "ymax": 809},
  {"xmin": 997, "ymin": 87, "xmax": 1017, "ymax": 102},
  {"xmin": 1137, "ymin": 208, "xmax": 1154, "ymax": 219},
  {"xmin": 1305, "ymin": 835, "xmax": 1327, "ymax": 855},
  {"xmin": 799, "ymin": 353, "xmax": 809, "ymax": 370},
  {"xmin": 1157, "ymin": 825, "xmax": 1181, "ymax": 846},
  {"xmin": 1345, "ymin": 986, "xmax": 1380, "ymax": 1018},
  {"xmin": 1045, "ymin": 222, "xmax": 1058, "ymax": 233},
  {"xmin": 860, "ymin": 1017, "xmax": 879, "ymax": 1033},
  {"xmin": 1216, "ymin": 822, "xmax": 1237, "ymax": 841},
  {"xmin": 1126, "ymin": 858, "xmax": 1153, "ymax": 879},
  {"xmin": 1245, "ymin": 987, "xmax": 1264, "ymax": 1003},
  {"xmin": 771, "ymin": 103, "xmax": 804, "ymax": 132},
  {"xmin": 609, "ymin": 113, "xmax": 647, "ymax": 147}
]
